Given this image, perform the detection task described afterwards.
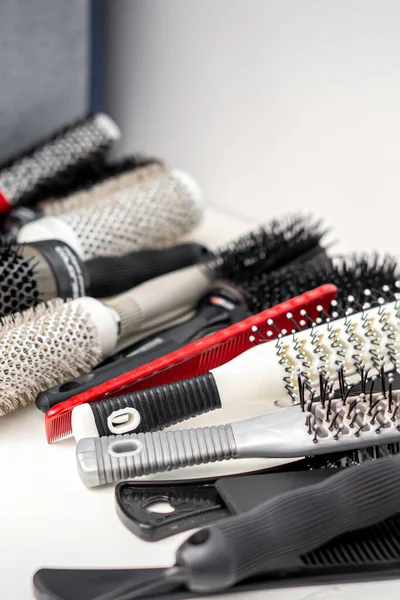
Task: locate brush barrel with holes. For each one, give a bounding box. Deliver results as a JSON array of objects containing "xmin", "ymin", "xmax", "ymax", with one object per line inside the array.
[
  {"xmin": 0, "ymin": 238, "xmax": 210, "ymax": 317},
  {"xmin": 16, "ymin": 168, "xmax": 204, "ymax": 259},
  {"xmin": 3, "ymin": 156, "xmax": 166, "ymax": 236},
  {"xmin": 0, "ymin": 113, "xmax": 121, "ymax": 212}
]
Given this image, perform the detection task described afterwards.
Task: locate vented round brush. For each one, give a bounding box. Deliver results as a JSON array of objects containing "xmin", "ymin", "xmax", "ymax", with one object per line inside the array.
[
  {"xmin": 0, "ymin": 113, "xmax": 121, "ymax": 212},
  {"xmin": 243, "ymin": 253, "xmax": 400, "ymax": 315},
  {"xmin": 0, "ymin": 214, "xmax": 328, "ymax": 415},
  {"xmin": 0, "ymin": 239, "xmax": 209, "ymax": 317},
  {"xmin": 3, "ymin": 156, "xmax": 166, "ymax": 236},
  {"xmin": 17, "ymin": 169, "xmax": 204, "ymax": 259}
]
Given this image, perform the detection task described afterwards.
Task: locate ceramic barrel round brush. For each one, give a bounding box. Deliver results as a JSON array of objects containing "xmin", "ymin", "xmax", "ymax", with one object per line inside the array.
[
  {"xmin": 0, "ymin": 113, "xmax": 121, "ymax": 212},
  {"xmin": 0, "ymin": 239, "xmax": 209, "ymax": 317},
  {"xmin": 16, "ymin": 169, "xmax": 204, "ymax": 259},
  {"xmin": 71, "ymin": 294, "xmax": 400, "ymax": 443},
  {"xmin": 4, "ymin": 157, "xmax": 166, "ymax": 236}
]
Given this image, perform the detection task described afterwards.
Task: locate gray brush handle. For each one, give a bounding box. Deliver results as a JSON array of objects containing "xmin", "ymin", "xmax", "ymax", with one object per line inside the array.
[
  {"xmin": 177, "ymin": 454, "xmax": 400, "ymax": 594},
  {"xmin": 76, "ymin": 425, "xmax": 237, "ymax": 487},
  {"xmin": 104, "ymin": 264, "xmax": 212, "ymax": 350}
]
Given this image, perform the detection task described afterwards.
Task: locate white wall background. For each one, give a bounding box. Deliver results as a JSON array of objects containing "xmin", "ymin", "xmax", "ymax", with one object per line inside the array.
[{"xmin": 102, "ymin": 0, "xmax": 400, "ymax": 254}]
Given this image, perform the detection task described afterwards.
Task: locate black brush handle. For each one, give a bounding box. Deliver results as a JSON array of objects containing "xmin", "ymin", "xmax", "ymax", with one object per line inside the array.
[
  {"xmin": 83, "ymin": 372, "xmax": 221, "ymax": 437},
  {"xmin": 36, "ymin": 291, "xmax": 243, "ymax": 413},
  {"xmin": 177, "ymin": 454, "xmax": 400, "ymax": 594},
  {"xmin": 35, "ymin": 339, "xmax": 183, "ymax": 413},
  {"xmin": 85, "ymin": 243, "xmax": 210, "ymax": 298}
]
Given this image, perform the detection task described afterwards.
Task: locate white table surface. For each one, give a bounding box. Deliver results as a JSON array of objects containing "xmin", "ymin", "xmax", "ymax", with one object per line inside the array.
[{"xmin": 1, "ymin": 207, "xmax": 400, "ymax": 600}]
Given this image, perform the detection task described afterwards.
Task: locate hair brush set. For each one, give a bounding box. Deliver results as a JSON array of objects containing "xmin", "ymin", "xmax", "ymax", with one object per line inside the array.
[{"xmin": 0, "ymin": 118, "xmax": 399, "ymax": 598}]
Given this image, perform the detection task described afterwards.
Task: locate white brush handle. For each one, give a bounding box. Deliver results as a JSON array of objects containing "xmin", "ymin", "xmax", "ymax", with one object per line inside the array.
[{"xmin": 212, "ymin": 301, "xmax": 400, "ymax": 408}]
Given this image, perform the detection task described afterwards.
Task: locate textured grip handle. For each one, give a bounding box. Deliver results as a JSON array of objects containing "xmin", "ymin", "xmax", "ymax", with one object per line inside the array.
[
  {"xmin": 103, "ymin": 264, "xmax": 212, "ymax": 349},
  {"xmin": 76, "ymin": 425, "xmax": 237, "ymax": 487},
  {"xmin": 177, "ymin": 454, "xmax": 400, "ymax": 594},
  {"xmin": 89, "ymin": 372, "xmax": 222, "ymax": 436},
  {"xmin": 86, "ymin": 243, "xmax": 210, "ymax": 298}
]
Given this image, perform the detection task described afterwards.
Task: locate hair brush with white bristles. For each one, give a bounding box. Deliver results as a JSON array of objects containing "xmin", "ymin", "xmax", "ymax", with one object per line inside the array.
[
  {"xmin": 4, "ymin": 156, "xmax": 165, "ymax": 236},
  {"xmin": 16, "ymin": 169, "xmax": 204, "ymax": 260},
  {"xmin": 0, "ymin": 113, "xmax": 120, "ymax": 212},
  {"xmin": 0, "ymin": 214, "xmax": 326, "ymax": 416},
  {"xmin": 74, "ymin": 298, "xmax": 400, "ymax": 486}
]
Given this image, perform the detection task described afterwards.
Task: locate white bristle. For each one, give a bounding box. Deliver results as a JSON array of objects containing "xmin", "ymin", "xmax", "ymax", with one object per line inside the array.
[
  {"xmin": 0, "ymin": 299, "xmax": 102, "ymax": 416},
  {"xmin": 18, "ymin": 170, "xmax": 203, "ymax": 260}
]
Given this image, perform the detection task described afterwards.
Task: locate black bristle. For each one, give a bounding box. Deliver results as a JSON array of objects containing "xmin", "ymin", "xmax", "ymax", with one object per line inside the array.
[
  {"xmin": 215, "ymin": 214, "xmax": 328, "ymax": 286},
  {"xmin": 243, "ymin": 252, "xmax": 399, "ymax": 315},
  {"xmin": 0, "ymin": 242, "xmax": 39, "ymax": 317}
]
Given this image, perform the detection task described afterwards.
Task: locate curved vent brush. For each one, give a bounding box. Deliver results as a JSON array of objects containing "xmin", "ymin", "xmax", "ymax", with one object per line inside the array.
[
  {"xmin": 0, "ymin": 113, "xmax": 120, "ymax": 212},
  {"xmin": 43, "ymin": 252, "xmax": 399, "ymax": 442},
  {"xmin": 4, "ymin": 157, "xmax": 165, "ymax": 236},
  {"xmin": 17, "ymin": 169, "xmax": 204, "ymax": 260},
  {"xmin": 0, "ymin": 239, "xmax": 209, "ymax": 317},
  {"xmin": 75, "ymin": 297, "xmax": 400, "ymax": 485}
]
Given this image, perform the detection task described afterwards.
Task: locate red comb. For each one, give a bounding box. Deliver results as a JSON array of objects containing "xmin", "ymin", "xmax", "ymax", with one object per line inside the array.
[{"xmin": 45, "ymin": 284, "xmax": 337, "ymax": 442}]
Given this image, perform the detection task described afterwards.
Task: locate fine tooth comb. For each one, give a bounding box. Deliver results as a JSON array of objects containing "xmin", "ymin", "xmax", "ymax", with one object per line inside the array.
[
  {"xmin": 46, "ymin": 284, "xmax": 336, "ymax": 443},
  {"xmin": 75, "ymin": 300, "xmax": 400, "ymax": 486},
  {"xmin": 0, "ymin": 113, "xmax": 120, "ymax": 212},
  {"xmin": 0, "ymin": 239, "xmax": 209, "ymax": 317},
  {"xmin": 71, "ymin": 290, "xmax": 400, "ymax": 443},
  {"xmin": 36, "ymin": 454, "xmax": 400, "ymax": 600},
  {"xmin": 44, "ymin": 252, "xmax": 399, "ymax": 439}
]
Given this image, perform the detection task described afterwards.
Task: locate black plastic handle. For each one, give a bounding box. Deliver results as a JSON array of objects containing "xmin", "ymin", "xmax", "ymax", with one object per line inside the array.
[
  {"xmin": 85, "ymin": 243, "xmax": 211, "ymax": 298},
  {"xmin": 177, "ymin": 454, "xmax": 400, "ymax": 594},
  {"xmin": 36, "ymin": 288, "xmax": 246, "ymax": 412},
  {"xmin": 86, "ymin": 371, "xmax": 222, "ymax": 436}
]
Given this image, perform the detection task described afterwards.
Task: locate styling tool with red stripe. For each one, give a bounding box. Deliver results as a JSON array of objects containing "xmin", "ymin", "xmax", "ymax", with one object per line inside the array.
[
  {"xmin": 0, "ymin": 113, "xmax": 120, "ymax": 212},
  {"xmin": 45, "ymin": 284, "xmax": 337, "ymax": 443}
]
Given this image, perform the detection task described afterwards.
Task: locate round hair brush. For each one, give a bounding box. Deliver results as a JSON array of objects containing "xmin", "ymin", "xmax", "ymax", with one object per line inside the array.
[
  {"xmin": 243, "ymin": 253, "xmax": 400, "ymax": 315},
  {"xmin": 16, "ymin": 169, "xmax": 204, "ymax": 259},
  {"xmin": 0, "ymin": 214, "xmax": 327, "ymax": 416},
  {"xmin": 3, "ymin": 156, "xmax": 166, "ymax": 236},
  {"xmin": 0, "ymin": 239, "xmax": 209, "ymax": 317},
  {"xmin": 0, "ymin": 113, "xmax": 121, "ymax": 212}
]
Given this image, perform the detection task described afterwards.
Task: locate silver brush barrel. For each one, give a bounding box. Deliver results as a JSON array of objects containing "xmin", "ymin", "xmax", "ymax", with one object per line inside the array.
[{"xmin": 76, "ymin": 426, "xmax": 238, "ymax": 487}]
